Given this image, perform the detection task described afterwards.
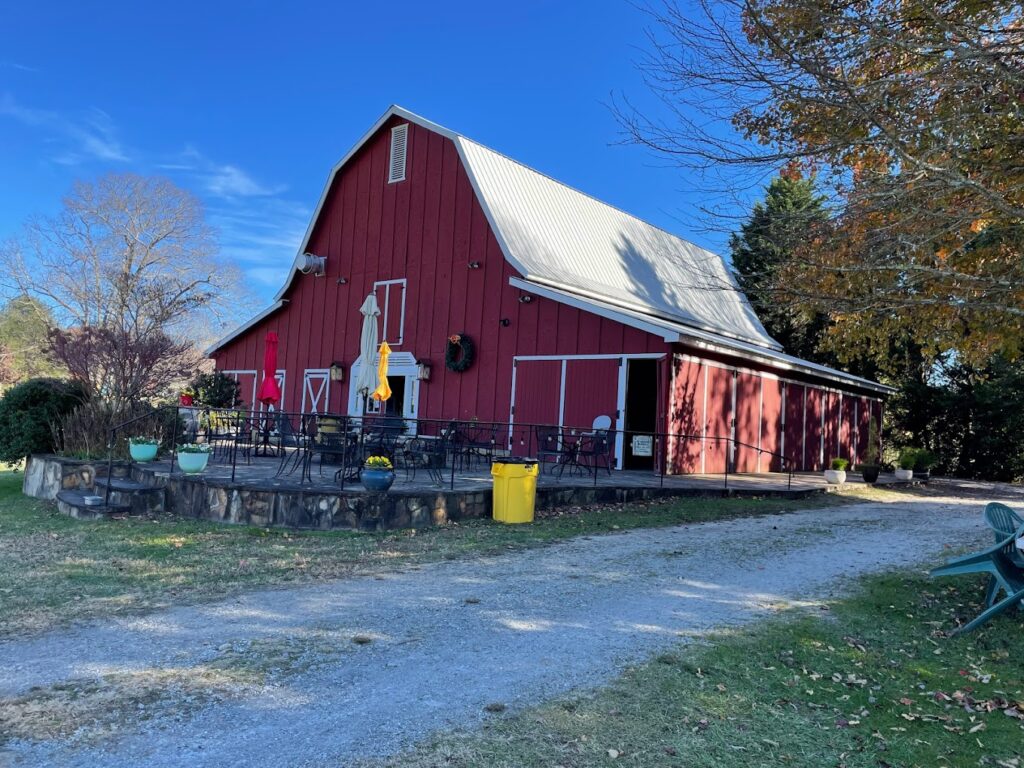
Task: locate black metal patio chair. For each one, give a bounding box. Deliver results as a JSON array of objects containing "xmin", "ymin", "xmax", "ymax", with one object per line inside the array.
[
  {"xmin": 575, "ymin": 429, "xmax": 614, "ymax": 477},
  {"xmin": 463, "ymin": 423, "xmax": 500, "ymax": 468},
  {"xmin": 535, "ymin": 425, "xmax": 572, "ymax": 474},
  {"xmin": 400, "ymin": 436, "xmax": 449, "ymax": 484}
]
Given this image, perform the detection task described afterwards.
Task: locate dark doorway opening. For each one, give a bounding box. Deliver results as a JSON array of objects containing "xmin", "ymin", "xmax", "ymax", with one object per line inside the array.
[
  {"xmin": 624, "ymin": 359, "xmax": 657, "ymax": 470},
  {"xmin": 383, "ymin": 376, "xmax": 406, "ymax": 417}
]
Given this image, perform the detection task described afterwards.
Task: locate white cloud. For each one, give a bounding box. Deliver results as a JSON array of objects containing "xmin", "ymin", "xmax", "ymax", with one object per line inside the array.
[
  {"xmin": 0, "ymin": 61, "xmax": 39, "ymax": 73},
  {"xmin": 246, "ymin": 267, "xmax": 291, "ymax": 288},
  {"xmin": 0, "ymin": 94, "xmax": 129, "ymax": 163},
  {"xmin": 207, "ymin": 198, "xmax": 310, "ymax": 295},
  {"xmin": 205, "ymin": 164, "xmax": 285, "ymax": 198},
  {"xmin": 0, "ymin": 93, "xmax": 305, "ymax": 303}
]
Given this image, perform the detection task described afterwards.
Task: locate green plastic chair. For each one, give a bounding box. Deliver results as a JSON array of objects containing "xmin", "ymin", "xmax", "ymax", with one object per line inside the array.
[
  {"xmin": 931, "ymin": 510, "xmax": 1024, "ymax": 634},
  {"xmin": 983, "ymin": 502, "xmax": 1024, "ymax": 605}
]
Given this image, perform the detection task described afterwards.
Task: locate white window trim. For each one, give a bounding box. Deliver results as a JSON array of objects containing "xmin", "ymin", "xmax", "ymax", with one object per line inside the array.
[
  {"xmin": 258, "ymin": 369, "xmax": 286, "ymax": 413},
  {"xmin": 347, "ymin": 352, "xmax": 420, "ymax": 434},
  {"xmin": 388, "ymin": 124, "xmax": 408, "ymax": 183},
  {"xmin": 507, "ymin": 353, "xmax": 666, "ymax": 471},
  {"xmin": 373, "ymin": 278, "xmax": 407, "ymax": 346},
  {"xmin": 222, "ymin": 369, "xmax": 257, "ymax": 409},
  {"xmin": 302, "ymin": 369, "xmax": 331, "ymax": 414}
]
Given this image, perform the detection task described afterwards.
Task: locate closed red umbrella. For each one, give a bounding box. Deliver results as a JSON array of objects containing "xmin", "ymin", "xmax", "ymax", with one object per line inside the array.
[{"xmin": 256, "ymin": 331, "xmax": 282, "ymax": 405}]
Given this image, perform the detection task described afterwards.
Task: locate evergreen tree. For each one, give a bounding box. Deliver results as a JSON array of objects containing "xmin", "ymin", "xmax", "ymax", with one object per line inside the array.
[
  {"xmin": 0, "ymin": 295, "xmax": 63, "ymax": 387},
  {"xmin": 730, "ymin": 174, "xmax": 829, "ymax": 363}
]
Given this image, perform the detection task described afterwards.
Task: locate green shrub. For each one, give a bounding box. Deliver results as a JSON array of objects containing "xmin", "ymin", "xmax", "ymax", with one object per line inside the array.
[
  {"xmin": 913, "ymin": 448, "xmax": 937, "ymax": 471},
  {"xmin": 0, "ymin": 378, "xmax": 86, "ymax": 463},
  {"xmin": 898, "ymin": 447, "xmax": 918, "ymax": 470},
  {"xmin": 830, "ymin": 457, "xmax": 849, "ymax": 471},
  {"xmin": 189, "ymin": 372, "xmax": 241, "ymax": 409}
]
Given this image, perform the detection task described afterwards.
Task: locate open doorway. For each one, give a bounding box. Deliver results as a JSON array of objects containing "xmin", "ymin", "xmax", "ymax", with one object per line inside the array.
[
  {"xmin": 381, "ymin": 376, "xmax": 406, "ymax": 417},
  {"xmin": 623, "ymin": 358, "xmax": 657, "ymax": 470},
  {"xmin": 366, "ymin": 375, "xmax": 407, "ymax": 417}
]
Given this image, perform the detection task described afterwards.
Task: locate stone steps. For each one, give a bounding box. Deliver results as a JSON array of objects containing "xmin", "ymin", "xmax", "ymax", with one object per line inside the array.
[
  {"xmin": 94, "ymin": 477, "xmax": 165, "ymax": 516},
  {"xmin": 55, "ymin": 490, "xmax": 131, "ymax": 519}
]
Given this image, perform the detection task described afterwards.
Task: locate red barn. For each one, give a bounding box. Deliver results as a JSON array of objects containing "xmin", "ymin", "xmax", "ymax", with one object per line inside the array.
[{"xmin": 207, "ymin": 106, "xmax": 891, "ymax": 473}]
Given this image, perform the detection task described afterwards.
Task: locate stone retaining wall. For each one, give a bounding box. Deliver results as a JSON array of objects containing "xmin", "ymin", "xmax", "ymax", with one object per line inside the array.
[
  {"xmin": 137, "ymin": 468, "xmax": 487, "ymax": 531},
  {"xmin": 133, "ymin": 465, "xmax": 817, "ymax": 532},
  {"xmin": 23, "ymin": 455, "xmax": 130, "ymax": 500}
]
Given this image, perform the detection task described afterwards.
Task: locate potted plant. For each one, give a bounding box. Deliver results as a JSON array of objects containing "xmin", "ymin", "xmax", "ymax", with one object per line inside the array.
[
  {"xmin": 895, "ymin": 448, "xmax": 916, "ymax": 481},
  {"xmin": 361, "ymin": 455, "xmax": 395, "ymax": 492},
  {"xmin": 176, "ymin": 443, "xmax": 212, "ymax": 474},
  {"xmin": 824, "ymin": 457, "xmax": 849, "ymax": 484},
  {"xmin": 913, "ymin": 448, "xmax": 936, "ymax": 480},
  {"xmin": 128, "ymin": 436, "xmax": 159, "ymax": 462},
  {"xmin": 858, "ymin": 415, "xmax": 881, "ymax": 484}
]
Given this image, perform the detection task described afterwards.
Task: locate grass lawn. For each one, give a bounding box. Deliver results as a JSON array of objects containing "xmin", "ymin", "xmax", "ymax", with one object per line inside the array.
[
  {"xmin": 0, "ymin": 470, "xmax": 884, "ymax": 638},
  {"xmin": 365, "ymin": 571, "xmax": 1024, "ymax": 768}
]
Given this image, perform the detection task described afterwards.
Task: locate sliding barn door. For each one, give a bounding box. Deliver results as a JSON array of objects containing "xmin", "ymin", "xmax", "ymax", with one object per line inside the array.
[{"xmin": 510, "ymin": 360, "xmax": 562, "ymax": 456}]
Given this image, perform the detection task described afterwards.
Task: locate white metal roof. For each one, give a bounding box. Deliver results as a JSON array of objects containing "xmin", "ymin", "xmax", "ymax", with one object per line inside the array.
[
  {"xmin": 456, "ymin": 136, "xmax": 781, "ymax": 351},
  {"xmin": 511, "ymin": 278, "xmax": 894, "ymax": 394}
]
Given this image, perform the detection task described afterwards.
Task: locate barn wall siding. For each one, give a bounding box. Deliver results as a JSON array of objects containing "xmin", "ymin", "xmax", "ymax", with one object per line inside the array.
[
  {"xmin": 666, "ymin": 352, "xmax": 882, "ymax": 475},
  {"xmin": 760, "ymin": 378, "xmax": 784, "ymax": 472}
]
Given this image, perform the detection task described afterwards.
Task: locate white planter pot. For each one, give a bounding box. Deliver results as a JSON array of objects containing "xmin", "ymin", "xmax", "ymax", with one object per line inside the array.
[
  {"xmin": 895, "ymin": 468, "xmax": 913, "ymax": 481},
  {"xmin": 824, "ymin": 469, "xmax": 847, "ymax": 484}
]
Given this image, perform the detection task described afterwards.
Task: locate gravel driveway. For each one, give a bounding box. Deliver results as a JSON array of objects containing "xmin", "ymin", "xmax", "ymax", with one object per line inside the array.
[{"xmin": 0, "ymin": 492, "xmax": 988, "ymax": 767}]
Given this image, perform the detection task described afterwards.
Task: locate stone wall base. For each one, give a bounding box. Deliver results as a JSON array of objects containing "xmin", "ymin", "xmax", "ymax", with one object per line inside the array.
[{"xmin": 23, "ymin": 455, "xmax": 130, "ymax": 500}]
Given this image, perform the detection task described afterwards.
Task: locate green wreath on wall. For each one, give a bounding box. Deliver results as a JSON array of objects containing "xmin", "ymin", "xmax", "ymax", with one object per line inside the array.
[{"xmin": 445, "ymin": 333, "xmax": 476, "ymax": 373}]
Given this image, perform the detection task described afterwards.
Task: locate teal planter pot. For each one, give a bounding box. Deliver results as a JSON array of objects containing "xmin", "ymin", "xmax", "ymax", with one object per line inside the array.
[
  {"xmin": 177, "ymin": 452, "xmax": 210, "ymax": 474},
  {"xmin": 361, "ymin": 468, "xmax": 395, "ymax": 493},
  {"xmin": 129, "ymin": 443, "xmax": 158, "ymax": 462}
]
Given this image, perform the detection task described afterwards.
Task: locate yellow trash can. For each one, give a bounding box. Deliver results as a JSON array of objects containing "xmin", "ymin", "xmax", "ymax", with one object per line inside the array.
[{"xmin": 491, "ymin": 457, "xmax": 539, "ymax": 524}]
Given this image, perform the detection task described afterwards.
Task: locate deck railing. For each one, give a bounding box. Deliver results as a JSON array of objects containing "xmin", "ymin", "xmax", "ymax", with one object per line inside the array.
[{"xmin": 108, "ymin": 405, "xmax": 795, "ymax": 492}]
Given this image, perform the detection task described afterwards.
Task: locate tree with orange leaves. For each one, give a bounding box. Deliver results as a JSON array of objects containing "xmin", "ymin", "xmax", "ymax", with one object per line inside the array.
[{"xmin": 620, "ymin": 0, "xmax": 1024, "ymax": 364}]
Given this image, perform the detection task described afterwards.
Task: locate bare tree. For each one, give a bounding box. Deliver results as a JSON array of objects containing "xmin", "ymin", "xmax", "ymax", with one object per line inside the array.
[
  {"xmin": 0, "ymin": 173, "xmax": 242, "ymax": 403},
  {"xmin": 1, "ymin": 173, "xmax": 237, "ymax": 334},
  {"xmin": 618, "ymin": 1, "xmax": 1024, "ymax": 363}
]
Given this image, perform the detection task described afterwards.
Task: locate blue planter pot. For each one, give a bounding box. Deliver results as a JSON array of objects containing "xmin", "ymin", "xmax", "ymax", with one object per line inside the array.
[
  {"xmin": 361, "ymin": 468, "xmax": 395, "ymax": 493},
  {"xmin": 129, "ymin": 443, "xmax": 159, "ymax": 462},
  {"xmin": 177, "ymin": 452, "xmax": 210, "ymax": 474}
]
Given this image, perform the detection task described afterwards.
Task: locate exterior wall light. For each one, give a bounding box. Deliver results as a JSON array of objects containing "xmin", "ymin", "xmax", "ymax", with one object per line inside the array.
[
  {"xmin": 518, "ymin": 294, "xmax": 533, "ymax": 304},
  {"xmin": 329, "ymin": 362, "xmax": 345, "ymax": 381},
  {"xmin": 416, "ymin": 360, "xmax": 432, "ymax": 381}
]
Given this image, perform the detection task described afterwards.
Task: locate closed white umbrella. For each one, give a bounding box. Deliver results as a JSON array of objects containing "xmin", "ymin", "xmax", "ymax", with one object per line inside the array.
[{"xmin": 354, "ymin": 293, "xmax": 380, "ymax": 398}]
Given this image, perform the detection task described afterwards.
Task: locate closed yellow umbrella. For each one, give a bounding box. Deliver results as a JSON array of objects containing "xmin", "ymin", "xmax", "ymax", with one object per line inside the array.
[{"xmin": 371, "ymin": 341, "xmax": 392, "ymax": 403}]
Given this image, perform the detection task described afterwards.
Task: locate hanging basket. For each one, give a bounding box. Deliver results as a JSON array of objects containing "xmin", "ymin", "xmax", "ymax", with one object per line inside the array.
[{"xmin": 445, "ymin": 333, "xmax": 475, "ymax": 373}]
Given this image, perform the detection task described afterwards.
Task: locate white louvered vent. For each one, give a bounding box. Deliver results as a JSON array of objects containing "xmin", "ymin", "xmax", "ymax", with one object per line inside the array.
[{"xmin": 388, "ymin": 124, "xmax": 408, "ymax": 183}]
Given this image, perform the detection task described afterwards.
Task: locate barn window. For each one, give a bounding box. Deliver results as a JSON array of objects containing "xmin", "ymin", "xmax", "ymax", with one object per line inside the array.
[
  {"xmin": 373, "ymin": 278, "xmax": 407, "ymax": 345},
  {"xmin": 388, "ymin": 124, "xmax": 408, "ymax": 183}
]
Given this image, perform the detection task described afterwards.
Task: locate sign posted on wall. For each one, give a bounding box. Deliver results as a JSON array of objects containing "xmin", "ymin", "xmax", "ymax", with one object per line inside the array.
[{"xmin": 631, "ymin": 434, "xmax": 653, "ymax": 457}]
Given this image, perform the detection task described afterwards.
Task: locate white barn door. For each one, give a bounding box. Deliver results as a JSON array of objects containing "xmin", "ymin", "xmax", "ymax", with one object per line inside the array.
[{"xmin": 302, "ymin": 369, "xmax": 330, "ymax": 414}]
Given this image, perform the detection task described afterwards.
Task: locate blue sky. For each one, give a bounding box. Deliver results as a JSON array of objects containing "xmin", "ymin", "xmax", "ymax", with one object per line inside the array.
[{"xmin": 0, "ymin": 1, "xmax": 754, "ymax": 304}]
